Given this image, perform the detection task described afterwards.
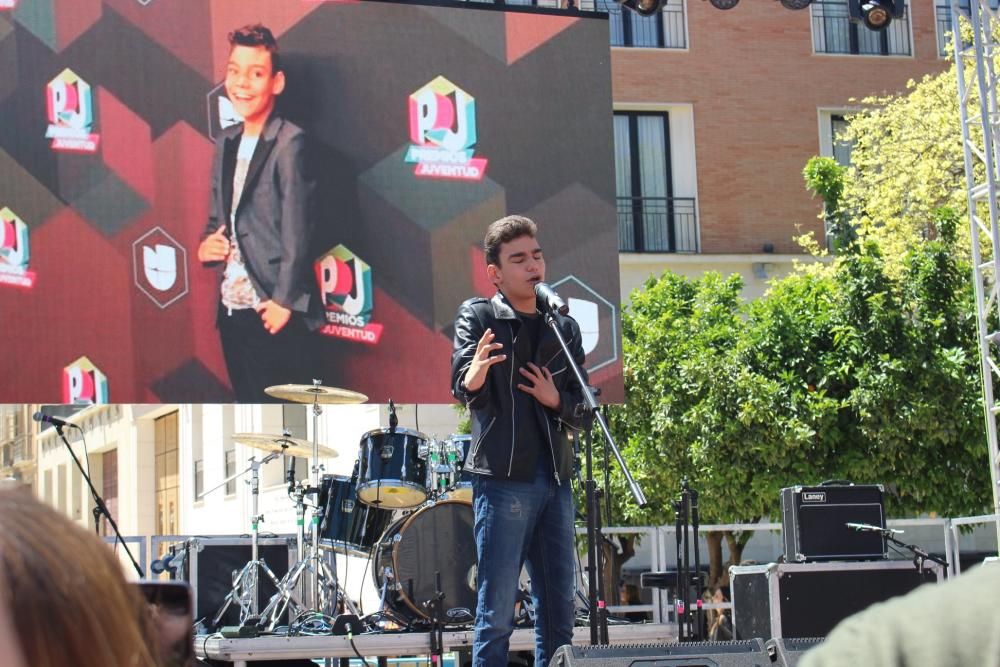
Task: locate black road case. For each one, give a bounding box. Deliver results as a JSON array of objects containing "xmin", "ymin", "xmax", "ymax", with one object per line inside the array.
[{"xmin": 731, "ymin": 560, "xmax": 942, "ymax": 640}]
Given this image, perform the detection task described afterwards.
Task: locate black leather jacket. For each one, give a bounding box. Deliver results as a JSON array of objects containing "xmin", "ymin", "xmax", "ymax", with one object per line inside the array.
[{"xmin": 451, "ymin": 291, "xmax": 589, "ymax": 484}]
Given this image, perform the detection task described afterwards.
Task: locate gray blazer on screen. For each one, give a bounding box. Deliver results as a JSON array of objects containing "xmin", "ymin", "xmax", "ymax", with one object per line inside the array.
[{"xmin": 202, "ymin": 113, "xmax": 323, "ymax": 329}]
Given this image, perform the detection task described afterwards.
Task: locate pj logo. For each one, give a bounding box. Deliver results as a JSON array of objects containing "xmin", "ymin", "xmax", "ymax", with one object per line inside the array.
[
  {"xmin": 404, "ymin": 76, "xmax": 488, "ymax": 182},
  {"xmin": 0, "ymin": 207, "xmax": 35, "ymax": 288},
  {"xmin": 62, "ymin": 356, "xmax": 109, "ymax": 405},
  {"xmin": 314, "ymin": 245, "xmax": 384, "ymax": 345},
  {"xmin": 45, "ymin": 68, "xmax": 101, "ymax": 153}
]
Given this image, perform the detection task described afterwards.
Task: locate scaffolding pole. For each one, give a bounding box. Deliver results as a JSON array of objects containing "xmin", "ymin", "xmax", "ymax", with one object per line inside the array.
[{"xmin": 953, "ymin": 0, "xmax": 1000, "ymax": 552}]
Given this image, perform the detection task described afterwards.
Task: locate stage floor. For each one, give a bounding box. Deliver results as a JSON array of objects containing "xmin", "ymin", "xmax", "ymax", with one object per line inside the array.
[{"xmin": 198, "ymin": 622, "xmax": 678, "ymax": 666}]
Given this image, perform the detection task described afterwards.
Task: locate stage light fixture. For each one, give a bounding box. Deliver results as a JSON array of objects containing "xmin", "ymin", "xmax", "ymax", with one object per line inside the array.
[
  {"xmin": 708, "ymin": 0, "xmax": 740, "ymax": 9},
  {"xmin": 779, "ymin": 0, "xmax": 813, "ymax": 9},
  {"xmin": 847, "ymin": 0, "xmax": 903, "ymax": 30},
  {"xmin": 618, "ymin": 0, "xmax": 665, "ymax": 16}
]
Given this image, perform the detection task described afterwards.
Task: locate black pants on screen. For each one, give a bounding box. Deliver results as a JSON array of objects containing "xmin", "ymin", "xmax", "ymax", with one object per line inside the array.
[{"xmin": 218, "ymin": 305, "xmax": 317, "ymax": 403}]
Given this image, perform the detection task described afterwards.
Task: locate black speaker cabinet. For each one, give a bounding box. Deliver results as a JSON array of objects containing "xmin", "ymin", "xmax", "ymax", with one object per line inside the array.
[
  {"xmin": 764, "ymin": 638, "xmax": 825, "ymax": 667},
  {"xmin": 170, "ymin": 536, "xmax": 296, "ymax": 630},
  {"xmin": 780, "ymin": 484, "xmax": 887, "ymax": 562},
  {"xmin": 731, "ymin": 561, "xmax": 942, "ymax": 640},
  {"xmin": 552, "ymin": 640, "xmax": 772, "ymax": 667}
]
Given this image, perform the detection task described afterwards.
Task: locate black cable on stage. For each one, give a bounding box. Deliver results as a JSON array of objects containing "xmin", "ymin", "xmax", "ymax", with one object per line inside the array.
[
  {"xmin": 359, "ymin": 543, "xmax": 374, "ymax": 616},
  {"xmin": 200, "ymin": 632, "xmax": 219, "ymax": 661},
  {"xmin": 349, "ymin": 632, "xmax": 374, "ymax": 667}
]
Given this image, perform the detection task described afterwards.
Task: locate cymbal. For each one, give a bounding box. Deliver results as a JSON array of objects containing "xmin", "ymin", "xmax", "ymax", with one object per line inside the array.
[
  {"xmin": 265, "ymin": 383, "xmax": 368, "ymax": 405},
  {"xmin": 233, "ymin": 433, "xmax": 338, "ymax": 459}
]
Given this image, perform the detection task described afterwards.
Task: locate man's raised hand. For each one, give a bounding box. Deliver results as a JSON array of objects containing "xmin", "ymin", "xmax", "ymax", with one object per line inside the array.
[{"xmin": 462, "ymin": 328, "xmax": 506, "ymax": 392}]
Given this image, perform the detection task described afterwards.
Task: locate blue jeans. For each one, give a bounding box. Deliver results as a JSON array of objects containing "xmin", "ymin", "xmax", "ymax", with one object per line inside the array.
[{"xmin": 471, "ymin": 462, "xmax": 576, "ymax": 667}]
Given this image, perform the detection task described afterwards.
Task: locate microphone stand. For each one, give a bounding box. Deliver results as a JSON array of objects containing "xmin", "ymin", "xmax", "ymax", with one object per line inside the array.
[
  {"xmin": 541, "ymin": 308, "xmax": 647, "ymax": 645},
  {"xmin": 860, "ymin": 526, "xmax": 949, "ymax": 572},
  {"xmin": 55, "ymin": 424, "xmax": 144, "ymax": 578}
]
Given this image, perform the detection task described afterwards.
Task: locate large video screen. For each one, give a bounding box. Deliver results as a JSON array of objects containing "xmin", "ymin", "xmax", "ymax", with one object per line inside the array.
[{"xmin": 0, "ymin": 0, "xmax": 622, "ymax": 403}]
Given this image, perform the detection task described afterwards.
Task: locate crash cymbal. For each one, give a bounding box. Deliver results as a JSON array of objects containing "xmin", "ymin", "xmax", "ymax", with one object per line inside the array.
[
  {"xmin": 232, "ymin": 433, "xmax": 338, "ymax": 459},
  {"xmin": 265, "ymin": 383, "xmax": 368, "ymax": 405}
]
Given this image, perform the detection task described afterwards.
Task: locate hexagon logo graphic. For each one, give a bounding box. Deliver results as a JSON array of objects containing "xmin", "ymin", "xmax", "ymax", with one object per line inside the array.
[
  {"xmin": 133, "ymin": 226, "xmax": 188, "ymax": 308},
  {"xmin": 206, "ymin": 81, "xmax": 242, "ymax": 141},
  {"xmin": 552, "ymin": 275, "xmax": 618, "ymax": 373}
]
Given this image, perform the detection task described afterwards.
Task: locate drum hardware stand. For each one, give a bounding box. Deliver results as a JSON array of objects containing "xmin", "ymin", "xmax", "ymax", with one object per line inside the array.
[
  {"xmin": 674, "ymin": 481, "xmax": 703, "ymax": 642},
  {"xmin": 540, "ymin": 303, "xmax": 648, "ymax": 646},
  {"xmin": 307, "ymin": 379, "xmax": 328, "ymax": 609},
  {"xmin": 260, "ymin": 533, "xmax": 363, "ymax": 632},
  {"xmin": 262, "ymin": 380, "xmax": 364, "ymax": 630},
  {"xmin": 204, "ymin": 452, "xmax": 285, "ymax": 632},
  {"xmin": 421, "ymin": 572, "xmax": 446, "ymax": 666}
]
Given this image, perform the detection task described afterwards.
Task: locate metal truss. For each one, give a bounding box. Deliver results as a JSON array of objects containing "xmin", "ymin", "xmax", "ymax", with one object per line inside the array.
[{"xmin": 953, "ymin": 0, "xmax": 1000, "ymax": 549}]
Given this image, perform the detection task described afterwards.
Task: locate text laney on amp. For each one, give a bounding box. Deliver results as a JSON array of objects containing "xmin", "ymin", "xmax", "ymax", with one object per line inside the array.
[{"xmin": 780, "ymin": 484, "xmax": 888, "ymax": 563}]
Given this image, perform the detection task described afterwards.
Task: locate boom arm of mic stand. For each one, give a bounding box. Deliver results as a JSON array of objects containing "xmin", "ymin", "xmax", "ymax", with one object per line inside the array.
[
  {"xmin": 543, "ymin": 313, "xmax": 647, "ymax": 508},
  {"xmin": 883, "ymin": 532, "xmax": 949, "ymax": 569},
  {"xmin": 55, "ymin": 425, "xmax": 144, "ymax": 578}
]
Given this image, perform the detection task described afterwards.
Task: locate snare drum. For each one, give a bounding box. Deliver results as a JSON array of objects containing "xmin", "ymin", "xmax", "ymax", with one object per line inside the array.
[
  {"xmin": 318, "ymin": 474, "xmax": 393, "ymax": 557},
  {"xmin": 440, "ymin": 434, "xmax": 473, "ymax": 502},
  {"xmin": 356, "ymin": 428, "xmax": 429, "ymax": 509}
]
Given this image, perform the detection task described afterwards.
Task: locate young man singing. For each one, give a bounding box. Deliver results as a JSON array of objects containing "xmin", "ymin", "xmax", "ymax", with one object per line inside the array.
[{"xmin": 451, "ymin": 215, "xmax": 589, "ymax": 667}]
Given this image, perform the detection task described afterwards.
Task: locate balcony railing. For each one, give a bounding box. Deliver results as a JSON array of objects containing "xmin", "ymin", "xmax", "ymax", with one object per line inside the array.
[
  {"xmin": 618, "ymin": 196, "xmax": 698, "ymax": 253},
  {"xmin": 455, "ymin": 0, "xmax": 688, "ymax": 49},
  {"xmin": 936, "ymin": 0, "xmax": 974, "ymax": 56},
  {"xmin": 811, "ymin": 0, "xmax": 911, "ymax": 55}
]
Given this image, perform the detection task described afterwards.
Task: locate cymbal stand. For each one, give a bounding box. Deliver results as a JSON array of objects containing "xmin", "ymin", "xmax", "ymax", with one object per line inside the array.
[
  {"xmin": 207, "ymin": 452, "xmax": 284, "ymax": 631},
  {"xmin": 308, "ymin": 378, "xmax": 328, "ymax": 610},
  {"xmin": 264, "ymin": 380, "xmax": 364, "ymax": 629}
]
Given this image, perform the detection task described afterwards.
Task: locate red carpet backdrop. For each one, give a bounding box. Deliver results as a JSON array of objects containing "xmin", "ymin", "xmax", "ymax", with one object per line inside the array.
[{"xmin": 0, "ymin": 0, "xmax": 622, "ymax": 403}]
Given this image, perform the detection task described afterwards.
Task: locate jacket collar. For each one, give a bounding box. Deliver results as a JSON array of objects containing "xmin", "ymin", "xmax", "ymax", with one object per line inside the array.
[
  {"xmin": 221, "ymin": 114, "xmax": 283, "ymax": 224},
  {"xmin": 491, "ymin": 290, "xmax": 547, "ymax": 322},
  {"xmin": 490, "ymin": 291, "xmax": 517, "ymax": 320}
]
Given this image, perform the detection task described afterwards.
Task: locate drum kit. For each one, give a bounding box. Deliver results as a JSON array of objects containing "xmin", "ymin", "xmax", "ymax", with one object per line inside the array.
[{"xmin": 203, "ymin": 381, "xmax": 483, "ymax": 634}]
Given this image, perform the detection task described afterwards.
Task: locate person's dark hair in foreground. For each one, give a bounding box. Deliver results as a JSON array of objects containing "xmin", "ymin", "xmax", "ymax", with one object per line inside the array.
[{"xmin": 0, "ymin": 484, "xmax": 157, "ymax": 667}]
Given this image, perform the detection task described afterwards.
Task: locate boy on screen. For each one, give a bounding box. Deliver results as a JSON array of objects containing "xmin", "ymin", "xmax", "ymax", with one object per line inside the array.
[{"xmin": 198, "ymin": 24, "xmax": 321, "ymax": 402}]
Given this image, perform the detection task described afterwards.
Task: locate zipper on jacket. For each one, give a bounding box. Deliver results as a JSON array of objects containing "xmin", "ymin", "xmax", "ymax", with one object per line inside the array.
[
  {"xmin": 545, "ymin": 416, "xmax": 561, "ymax": 486},
  {"xmin": 472, "ymin": 415, "xmax": 496, "ymax": 464},
  {"xmin": 507, "ymin": 321, "xmax": 517, "ymax": 477}
]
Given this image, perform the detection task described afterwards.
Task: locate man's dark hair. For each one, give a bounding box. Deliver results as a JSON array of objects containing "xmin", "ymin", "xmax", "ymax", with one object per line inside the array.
[
  {"xmin": 484, "ymin": 215, "xmax": 538, "ymax": 266},
  {"xmin": 228, "ymin": 24, "xmax": 281, "ymax": 74}
]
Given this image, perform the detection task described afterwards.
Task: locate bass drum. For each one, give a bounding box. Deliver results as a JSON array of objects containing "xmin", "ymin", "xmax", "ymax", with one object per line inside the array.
[{"xmin": 373, "ymin": 500, "xmax": 477, "ymax": 626}]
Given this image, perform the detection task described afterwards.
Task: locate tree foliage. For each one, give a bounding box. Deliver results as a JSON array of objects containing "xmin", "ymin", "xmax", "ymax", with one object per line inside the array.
[{"xmin": 606, "ymin": 205, "xmax": 990, "ymax": 588}]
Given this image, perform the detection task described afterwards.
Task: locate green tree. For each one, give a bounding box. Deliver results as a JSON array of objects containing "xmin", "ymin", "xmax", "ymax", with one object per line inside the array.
[{"xmin": 605, "ymin": 207, "xmax": 989, "ymax": 593}]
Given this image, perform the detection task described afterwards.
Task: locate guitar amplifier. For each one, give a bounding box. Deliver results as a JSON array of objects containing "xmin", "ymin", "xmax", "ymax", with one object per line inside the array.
[{"xmin": 780, "ymin": 484, "xmax": 887, "ymax": 562}]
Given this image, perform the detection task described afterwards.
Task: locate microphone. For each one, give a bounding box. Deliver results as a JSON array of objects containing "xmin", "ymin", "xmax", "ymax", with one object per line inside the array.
[
  {"xmin": 534, "ymin": 282, "xmax": 569, "ymax": 316},
  {"xmin": 846, "ymin": 522, "xmax": 902, "ymax": 534},
  {"xmin": 32, "ymin": 411, "xmax": 79, "ymax": 429},
  {"xmin": 388, "ymin": 399, "xmax": 399, "ymax": 431}
]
